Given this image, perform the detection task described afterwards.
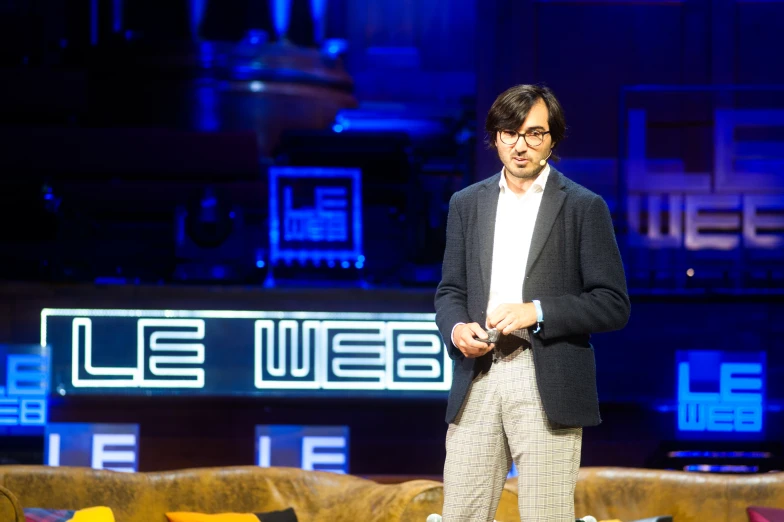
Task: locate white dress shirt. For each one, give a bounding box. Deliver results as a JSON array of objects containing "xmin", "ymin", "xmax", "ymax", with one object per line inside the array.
[
  {"xmin": 451, "ymin": 164, "xmax": 550, "ymax": 344},
  {"xmin": 486, "ymin": 164, "xmax": 550, "ymax": 317}
]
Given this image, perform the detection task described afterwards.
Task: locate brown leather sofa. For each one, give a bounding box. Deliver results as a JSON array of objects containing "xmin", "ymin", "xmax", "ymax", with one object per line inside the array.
[
  {"xmin": 0, "ymin": 465, "xmax": 445, "ymax": 522},
  {"xmin": 504, "ymin": 467, "xmax": 784, "ymax": 522}
]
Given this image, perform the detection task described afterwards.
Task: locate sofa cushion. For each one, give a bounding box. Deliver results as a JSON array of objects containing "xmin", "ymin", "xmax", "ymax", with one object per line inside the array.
[
  {"xmin": 255, "ymin": 508, "xmax": 298, "ymax": 522},
  {"xmin": 167, "ymin": 514, "xmax": 261, "ymax": 522},
  {"xmin": 71, "ymin": 506, "xmax": 115, "ymax": 522},
  {"xmin": 24, "ymin": 506, "xmax": 114, "ymax": 522},
  {"xmin": 748, "ymin": 506, "xmax": 784, "ymax": 522},
  {"xmin": 166, "ymin": 510, "xmax": 297, "ymax": 522},
  {"xmin": 23, "ymin": 508, "xmax": 76, "ymax": 522}
]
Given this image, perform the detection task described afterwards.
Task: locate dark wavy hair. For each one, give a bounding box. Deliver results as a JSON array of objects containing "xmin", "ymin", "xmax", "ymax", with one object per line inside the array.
[{"xmin": 484, "ymin": 84, "xmax": 567, "ymax": 160}]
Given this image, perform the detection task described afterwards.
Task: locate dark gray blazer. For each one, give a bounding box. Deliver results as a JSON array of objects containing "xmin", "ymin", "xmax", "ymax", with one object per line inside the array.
[{"xmin": 434, "ymin": 167, "xmax": 630, "ymax": 427}]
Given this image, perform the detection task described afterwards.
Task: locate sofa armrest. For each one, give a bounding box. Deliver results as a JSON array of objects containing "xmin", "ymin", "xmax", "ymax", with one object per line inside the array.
[
  {"xmin": 395, "ymin": 480, "xmax": 444, "ymax": 522},
  {"xmin": 0, "ymin": 483, "xmax": 24, "ymax": 522},
  {"xmin": 310, "ymin": 479, "xmax": 443, "ymax": 522}
]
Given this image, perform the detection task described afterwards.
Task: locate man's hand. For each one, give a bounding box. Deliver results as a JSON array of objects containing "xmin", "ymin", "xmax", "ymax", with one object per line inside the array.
[
  {"xmin": 453, "ymin": 322, "xmax": 495, "ymax": 358},
  {"xmin": 487, "ymin": 303, "xmax": 537, "ymax": 334}
]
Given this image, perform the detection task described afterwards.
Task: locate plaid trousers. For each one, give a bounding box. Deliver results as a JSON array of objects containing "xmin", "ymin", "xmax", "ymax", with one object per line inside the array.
[{"xmin": 442, "ymin": 337, "xmax": 582, "ymax": 522}]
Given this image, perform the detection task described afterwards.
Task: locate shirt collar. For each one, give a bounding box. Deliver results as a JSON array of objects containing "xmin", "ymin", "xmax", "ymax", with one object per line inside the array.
[{"xmin": 499, "ymin": 163, "xmax": 551, "ymax": 195}]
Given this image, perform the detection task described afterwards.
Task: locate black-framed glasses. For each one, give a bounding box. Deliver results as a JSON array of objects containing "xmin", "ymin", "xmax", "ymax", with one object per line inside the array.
[{"xmin": 498, "ymin": 129, "xmax": 551, "ymax": 147}]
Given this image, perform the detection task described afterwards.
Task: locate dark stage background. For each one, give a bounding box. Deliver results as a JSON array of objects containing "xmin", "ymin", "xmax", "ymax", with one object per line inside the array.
[{"xmin": 0, "ymin": 0, "xmax": 783, "ymax": 477}]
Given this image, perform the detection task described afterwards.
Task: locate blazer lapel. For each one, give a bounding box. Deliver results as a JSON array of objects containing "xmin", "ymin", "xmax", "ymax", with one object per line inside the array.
[
  {"xmin": 525, "ymin": 168, "xmax": 567, "ymax": 276},
  {"xmin": 477, "ymin": 172, "xmax": 501, "ymax": 303}
]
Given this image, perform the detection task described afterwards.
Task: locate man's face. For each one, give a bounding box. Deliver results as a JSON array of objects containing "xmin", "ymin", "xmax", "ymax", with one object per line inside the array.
[{"xmin": 494, "ymin": 99, "xmax": 553, "ymax": 181}]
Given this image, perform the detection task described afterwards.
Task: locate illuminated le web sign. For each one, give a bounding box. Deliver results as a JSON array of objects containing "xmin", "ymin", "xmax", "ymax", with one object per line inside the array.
[
  {"xmin": 46, "ymin": 423, "xmax": 139, "ymax": 472},
  {"xmin": 269, "ymin": 167, "xmax": 363, "ymax": 267},
  {"xmin": 256, "ymin": 425, "xmax": 349, "ymax": 474},
  {"xmin": 41, "ymin": 309, "xmax": 451, "ymax": 396},
  {"xmin": 0, "ymin": 344, "xmax": 48, "ymax": 434},
  {"xmin": 676, "ymin": 350, "xmax": 766, "ymax": 437}
]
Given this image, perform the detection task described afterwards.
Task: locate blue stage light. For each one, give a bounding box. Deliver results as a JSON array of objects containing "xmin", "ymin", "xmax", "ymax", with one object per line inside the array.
[
  {"xmin": 322, "ymin": 39, "xmax": 348, "ymax": 57},
  {"xmin": 272, "ymin": 0, "xmax": 293, "ymax": 41}
]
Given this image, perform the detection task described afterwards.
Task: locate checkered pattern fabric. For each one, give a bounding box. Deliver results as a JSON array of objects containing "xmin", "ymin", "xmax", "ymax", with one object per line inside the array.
[
  {"xmin": 443, "ymin": 343, "xmax": 582, "ymax": 522},
  {"xmin": 23, "ymin": 508, "xmax": 76, "ymax": 522}
]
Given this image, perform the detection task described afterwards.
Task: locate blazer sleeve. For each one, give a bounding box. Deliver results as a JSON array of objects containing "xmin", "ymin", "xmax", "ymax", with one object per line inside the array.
[
  {"xmin": 537, "ymin": 195, "xmax": 631, "ymax": 339},
  {"xmin": 434, "ymin": 193, "xmax": 470, "ymax": 360}
]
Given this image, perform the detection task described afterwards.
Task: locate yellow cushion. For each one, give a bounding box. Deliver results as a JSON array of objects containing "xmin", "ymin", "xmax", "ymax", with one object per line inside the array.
[
  {"xmin": 166, "ymin": 514, "xmax": 260, "ymax": 522},
  {"xmin": 69, "ymin": 506, "xmax": 116, "ymax": 522}
]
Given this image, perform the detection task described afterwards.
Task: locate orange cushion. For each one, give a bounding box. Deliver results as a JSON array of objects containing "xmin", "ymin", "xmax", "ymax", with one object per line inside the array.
[
  {"xmin": 69, "ymin": 507, "xmax": 116, "ymax": 522},
  {"xmin": 166, "ymin": 514, "xmax": 260, "ymax": 522}
]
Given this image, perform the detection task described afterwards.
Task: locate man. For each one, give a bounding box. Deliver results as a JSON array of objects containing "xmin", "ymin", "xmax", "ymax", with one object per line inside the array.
[{"xmin": 434, "ymin": 84, "xmax": 630, "ymax": 521}]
